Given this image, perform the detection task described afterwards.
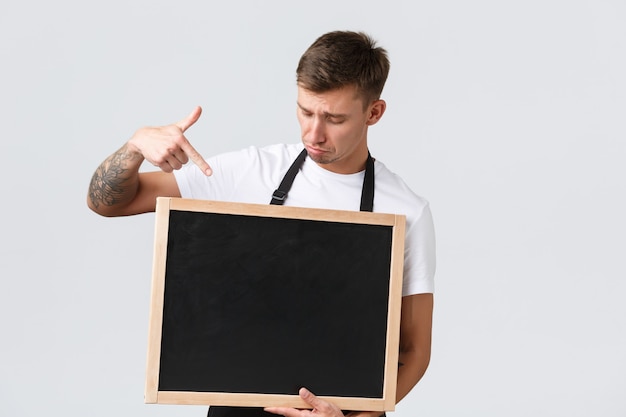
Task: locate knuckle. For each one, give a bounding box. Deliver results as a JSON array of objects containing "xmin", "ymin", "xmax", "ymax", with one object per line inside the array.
[{"xmin": 151, "ymin": 154, "xmax": 168, "ymax": 165}]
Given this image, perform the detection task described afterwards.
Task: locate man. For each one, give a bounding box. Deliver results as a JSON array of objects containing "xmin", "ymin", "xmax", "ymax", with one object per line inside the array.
[{"xmin": 87, "ymin": 31, "xmax": 435, "ymax": 417}]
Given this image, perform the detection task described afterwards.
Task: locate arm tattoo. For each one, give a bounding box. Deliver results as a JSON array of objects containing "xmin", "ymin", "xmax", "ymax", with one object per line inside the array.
[{"xmin": 88, "ymin": 148, "xmax": 142, "ymax": 208}]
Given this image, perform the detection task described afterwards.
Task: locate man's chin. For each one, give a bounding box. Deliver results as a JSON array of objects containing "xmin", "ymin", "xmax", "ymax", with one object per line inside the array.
[
  {"xmin": 305, "ymin": 146, "xmax": 341, "ymax": 166},
  {"xmin": 309, "ymin": 155, "xmax": 334, "ymax": 165}
]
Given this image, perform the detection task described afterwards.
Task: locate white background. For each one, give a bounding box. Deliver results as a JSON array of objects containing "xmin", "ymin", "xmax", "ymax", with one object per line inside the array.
[{"xmin": 1, "ymin": 1, "xmax": 625, "ymax": 416}]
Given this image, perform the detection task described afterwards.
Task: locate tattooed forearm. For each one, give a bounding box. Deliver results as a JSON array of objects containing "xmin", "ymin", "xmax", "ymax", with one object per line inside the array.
[{"xmin": 88, "ymin": 146, "xmax": 143, "ymax": 208}]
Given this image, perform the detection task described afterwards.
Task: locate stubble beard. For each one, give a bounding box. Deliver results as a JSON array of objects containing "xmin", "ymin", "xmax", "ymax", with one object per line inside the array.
[{"xmin": 307, "ymin": 153, "xmax": 339, "ymax": 166}]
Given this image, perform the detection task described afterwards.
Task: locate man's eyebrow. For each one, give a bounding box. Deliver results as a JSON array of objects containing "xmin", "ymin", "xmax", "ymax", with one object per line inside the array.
[
  {"xmin": 325, "ymin": 111, "xmax": 347, "ymax": 119},
  {"xmin": 296, "ymin": 102, "xmax": 310, "ymax": 113},
  {"xmin": 297, "ymin": 102, "xmax": 347, "ymax": 118}
]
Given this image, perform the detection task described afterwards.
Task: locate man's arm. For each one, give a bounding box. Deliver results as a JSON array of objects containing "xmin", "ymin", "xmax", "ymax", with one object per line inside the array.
[
  {"xmin": 395, "ymin": 293, "xmax": 434, "ymax": 402},
  {"xmin": 86, "ymin": 149, "xmax": 180, "ymax": 216},
  {"xmin": 86, "ymin": 106, "xmax": 212, "ymax": 217}
]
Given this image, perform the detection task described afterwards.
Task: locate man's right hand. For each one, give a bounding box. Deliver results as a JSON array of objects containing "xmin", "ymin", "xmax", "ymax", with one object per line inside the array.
[{"xmin": 127, "ymin": 105, "xmax": 212, "ymax": 176}]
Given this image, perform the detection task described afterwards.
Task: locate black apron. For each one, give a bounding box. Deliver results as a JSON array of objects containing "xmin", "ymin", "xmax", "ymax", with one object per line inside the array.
[{"xmin": 208, "ymin": 149, "xmax": 383, "ymax": 417}]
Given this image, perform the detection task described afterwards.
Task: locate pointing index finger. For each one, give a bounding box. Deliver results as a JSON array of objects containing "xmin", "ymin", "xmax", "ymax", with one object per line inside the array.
[{"xmin": 181, "ymin": 141, "xmax": 212, "ymax": 176}]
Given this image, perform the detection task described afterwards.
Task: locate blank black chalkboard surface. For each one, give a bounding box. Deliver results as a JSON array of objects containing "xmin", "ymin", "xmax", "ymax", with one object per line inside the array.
[{"xmin": 145, "ymin": 197, "xmax": 406, "ymax": 412}]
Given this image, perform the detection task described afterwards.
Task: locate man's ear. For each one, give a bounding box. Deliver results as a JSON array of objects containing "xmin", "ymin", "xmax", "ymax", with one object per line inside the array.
[{"xmin": 366, "ymin": 99, "xmax": 386, "ymax": 126}]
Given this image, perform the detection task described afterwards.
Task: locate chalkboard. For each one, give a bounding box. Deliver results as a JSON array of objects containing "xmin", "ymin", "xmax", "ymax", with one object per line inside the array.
[{"xmin": 145, "ymin": 197, "xmax": 406, "ymax": 412}]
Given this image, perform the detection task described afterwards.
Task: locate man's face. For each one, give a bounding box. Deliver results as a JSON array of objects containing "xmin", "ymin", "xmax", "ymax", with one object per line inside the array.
[{"xmin": 296, "ymin": 85, "xmax": 383, "ymax": 174}]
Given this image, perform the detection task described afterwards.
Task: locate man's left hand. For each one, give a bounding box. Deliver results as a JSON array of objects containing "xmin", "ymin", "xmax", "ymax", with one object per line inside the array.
[{"xmin": 264, "ymin": 388, "xmax": 382, "ymax": 417}]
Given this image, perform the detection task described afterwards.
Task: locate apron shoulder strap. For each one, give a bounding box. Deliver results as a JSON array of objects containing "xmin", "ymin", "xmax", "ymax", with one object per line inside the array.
[
  {"xmin": 359, "ymin": 152, "xmax": 375, "ymax": 212},
  {"xmin": 270, "ymin": 149, "xmax": 307, "ymax": 205}
]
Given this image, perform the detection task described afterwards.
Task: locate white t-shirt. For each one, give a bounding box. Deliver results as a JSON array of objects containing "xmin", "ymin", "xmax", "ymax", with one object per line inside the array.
[{"xmin": 174, "ymin": 143, "xmax": 436, "ymax": 296}]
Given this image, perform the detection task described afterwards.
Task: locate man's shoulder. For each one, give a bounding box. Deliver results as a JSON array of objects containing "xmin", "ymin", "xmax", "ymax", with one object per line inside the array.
[
  {"xmin": 207, "ymin": 143, "xmax": 303, "ymax": 168},
  {"xmin": 254, "ymin": 143, "xmax": 304, "ymax": 158},
  {"xmin": 224, "ymin": 143, "xmax": 303, "ymax": 164},
  {"xmin": 373, "ymin": 160, "xmax": 430, "ymax": 216}
]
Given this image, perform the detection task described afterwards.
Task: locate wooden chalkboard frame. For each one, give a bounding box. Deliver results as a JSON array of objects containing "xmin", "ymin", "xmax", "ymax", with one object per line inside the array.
[{"xmin": 145, "ymin": 197, "xmax": 406, "ymax": 412}]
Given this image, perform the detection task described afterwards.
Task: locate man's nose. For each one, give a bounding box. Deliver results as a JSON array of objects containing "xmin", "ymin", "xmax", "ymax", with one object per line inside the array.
[{"xmin": 308, "ymin": 118, "xmax": 326, "ymax": 143}]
